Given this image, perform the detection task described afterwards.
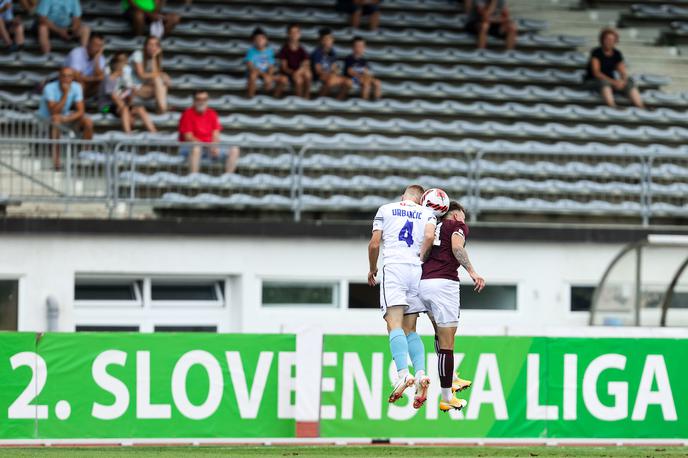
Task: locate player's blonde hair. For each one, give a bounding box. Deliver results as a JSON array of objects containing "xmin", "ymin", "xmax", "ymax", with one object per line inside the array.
[{"xmin": 403, "ymin": 185, "xmax": 425, "ymax": 203}]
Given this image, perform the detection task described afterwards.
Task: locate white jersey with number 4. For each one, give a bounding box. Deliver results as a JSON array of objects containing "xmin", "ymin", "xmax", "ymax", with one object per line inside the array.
[{"xmin": 372, "ymin": 200, "xmax": 436, "ymax": 265}]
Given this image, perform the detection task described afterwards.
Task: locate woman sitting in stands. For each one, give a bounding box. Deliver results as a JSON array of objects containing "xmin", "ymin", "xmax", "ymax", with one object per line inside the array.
[
  {"xmin": 102, "ymin": 51, "xmax": 157, "ymax": 134},
  {"xmin": 583, "ymin": 27, "xmax": 644, "ymax": 109},
  {"xmin": 129, "ymin": 35, "xmax": 170, "ymax": 113}
]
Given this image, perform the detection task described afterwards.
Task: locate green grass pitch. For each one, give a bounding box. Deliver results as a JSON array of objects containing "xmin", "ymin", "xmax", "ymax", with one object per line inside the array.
[{"xmin": 1, "ymin": 446, "xmax": 687, "ymax": 457}]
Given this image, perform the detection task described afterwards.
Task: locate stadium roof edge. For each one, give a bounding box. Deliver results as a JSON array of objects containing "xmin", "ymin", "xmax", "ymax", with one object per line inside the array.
[{"xmin": 1, "ymin": 218, "xmax": 688, "ymax": 243}]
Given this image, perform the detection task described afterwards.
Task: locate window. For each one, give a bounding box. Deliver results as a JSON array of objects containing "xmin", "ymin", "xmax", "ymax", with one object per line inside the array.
[
  {"xmin": 462, "ymin": 284, "xmax": 517, "ymax": 310},
  {"xmin": 73, "ymin": 275, "xmax": 233, "ymax": 333},
  {"xmin": 0, "ymin": 280, "xmax": 18, "ymax": 331},
  {"xmin": 151, "ymin": 282, "xmax": 221, "ymax": 301},
  {"xmin": 641, "ymin": 290, "xmax": 688, "ymax": 309},
  {"xmin": 154, "ymin": 325, "xmax": 217, "ymax": 332},
  {"xmin": 262, "ymin": 281, "xmax": 339, "ymax": 307},
  {"xmin": 571, "ymin": 286, "xmax": 595, "ymax": 312},
  {"xmin": 150, "ymin": 280, "xmax": 224, "ymax": 307},
  {"xmin": 348, "ymin": 283, "xmax": 379, "ymax": 309},
  {"xmin": 76, "ymin": 325, "xmax": 139, "ymax": 332},
  {"xmin": 74, "ymin": 278, "xmax": 143, "ymax": 307}
]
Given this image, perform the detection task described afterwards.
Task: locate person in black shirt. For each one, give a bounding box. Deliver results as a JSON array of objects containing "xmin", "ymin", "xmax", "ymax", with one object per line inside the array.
[
  {"xmin": 311, "ymin": 27, "xmax": 352, "ymax": 99},
  {"xmin": 343, "ymin": 36, "xmax": 381, "ymax": 100},
  {"xmin": 584, "ymin": 28, "xmax": 644, "ymax": 108}
]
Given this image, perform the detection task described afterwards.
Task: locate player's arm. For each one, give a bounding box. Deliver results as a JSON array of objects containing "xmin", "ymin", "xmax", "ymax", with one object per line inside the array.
[
  {"xmin": 451, "ymin": 233, "xmax": 485, "ymax": 292},
  {"xmin": 368, "ymin": 230, "xmax": 382, "ymax": 286},
  {"xmin": 419, "ymin": 221, "xmax": 436, "ymax": 262}
]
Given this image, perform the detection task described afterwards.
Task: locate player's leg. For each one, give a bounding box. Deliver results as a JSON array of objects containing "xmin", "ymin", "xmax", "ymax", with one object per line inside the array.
[
  {"xmin": 385, "ymin": 306, "xmax": 414, "ymax": 402},
  {"xmin": 427, "ymin": 286, "xmax": 471, "ymax": 393},
  {"xmin": 405, "ymin": 274, "xmax": 430, "ymax": 409},
  {"xmin": 402, "ymin": 311, "xmax": 430, "ymax": 409},
  {"xmin": 424, "ymin": 279, "xmax": 468, "ymax": 411},
  {"xmin": 437, "ymin": 324, "xmax": 466, "ymax": 412},
  {"xmin": 403, "ymin": 315, "xmax": 425, "ymax": 379},
  {"xmin": 381, "ymin": 264, "xmax": 414, "ymax": 403}
]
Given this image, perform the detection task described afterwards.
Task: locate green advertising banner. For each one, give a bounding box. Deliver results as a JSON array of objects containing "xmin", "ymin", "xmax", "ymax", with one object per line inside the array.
[
  {"xmin": 0, "ymin": 333, "xmax": 296, "ymax": 439},
  {"xmin": 320, "ymin": 335, "xmax": 687, "ymax": 439}
]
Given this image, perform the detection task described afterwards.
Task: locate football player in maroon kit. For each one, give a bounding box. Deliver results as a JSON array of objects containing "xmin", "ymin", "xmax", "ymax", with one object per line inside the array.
[{"xmin": 415, "ymin": 200, "xmax": 485, "ymax": 411}]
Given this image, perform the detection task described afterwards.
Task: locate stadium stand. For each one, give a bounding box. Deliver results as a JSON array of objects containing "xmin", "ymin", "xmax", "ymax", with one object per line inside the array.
[{"xmin": 0, "ymin": 0, "xmax": 687, "ymax": 225}]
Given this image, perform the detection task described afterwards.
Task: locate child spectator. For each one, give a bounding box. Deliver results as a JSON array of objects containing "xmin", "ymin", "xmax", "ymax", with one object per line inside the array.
[
  {"xmin": 0, "ymin": 0, "xmax": 24, "ymax": 52},
  {"xmin": 121, "ymin": 0, "xmax": 180, "ymax": 38},
  {"xmin": 130, "ymin": 35, "xmax": 170, "ymax": 113},
  {"xmin": 311, "ymin": 27, "xmax": 351, "ymax": 99},
  {"xmin": 103, "ymin": 51, "xmax": 156, "ymax": 134},
  {"xmin": 336, "ymin": 0, "xmax": 381, "ymax": 30},
  {"xmin": 278, "ymin": 23, "xmax": 312, "ymax": 99},
  {"xmin": 178, "ymin": 90, "xmax": 240, "ymax": 175},
  {"xmin": 37, "ymin": 67, "xmax": 93, "ymax": 169},
  {"xmin": 343, "ymin": 36, "xmax": 381, "ymax": 101},
  {"xmin": 64, "ymin": 32, "xmax": 105, "ymax": 98},
  {"xmin": 584, "ymin": 27, "xmax": 644, "ymax": 109},
  {"xmin": 465, "ymin": 0, "xmax": 517, "ymax": 50},
  {"xmin": 35, "ymin": 0, "xmax": 90, "ymax": 55},
  {"xmin": 245, "ymin": 27, "xmax": 287, "ymax": 99}
]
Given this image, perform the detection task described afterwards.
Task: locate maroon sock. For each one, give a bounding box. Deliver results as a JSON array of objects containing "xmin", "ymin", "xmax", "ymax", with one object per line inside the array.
[
  {"xmin": 434, "ymin": 335, "xmax": 440, "ymax": 355},
  {"xmin": 438, "ymin": 349, "xmax": 454, "ymax": 389}
]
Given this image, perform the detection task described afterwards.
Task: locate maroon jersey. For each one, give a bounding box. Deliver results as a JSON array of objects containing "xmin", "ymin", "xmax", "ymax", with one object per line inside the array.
[{"xmin": 421, "ymin": 220, "xmax": 469, "ymax": 281}]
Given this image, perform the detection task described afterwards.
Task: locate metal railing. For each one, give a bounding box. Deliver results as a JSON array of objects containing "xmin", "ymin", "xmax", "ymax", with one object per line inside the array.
[
  {"xmin": 0, "ymin": 96, "xmax": 76, "ymax": 140},
  {"xmin": 0, "ymin": 136, "xmax": 681, "ymax": 225}
]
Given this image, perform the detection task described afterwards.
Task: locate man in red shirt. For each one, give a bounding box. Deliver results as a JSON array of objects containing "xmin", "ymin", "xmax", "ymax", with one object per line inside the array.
[{"xmin": 178, "ymin": 90, "xmax": 240, "ymax": 174}]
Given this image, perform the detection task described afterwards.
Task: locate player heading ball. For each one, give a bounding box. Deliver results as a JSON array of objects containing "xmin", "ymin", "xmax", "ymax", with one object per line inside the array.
[
  {"xmin": 419, "ymin": 200, "xmax": 486, "ymax": 412},
  {"xmin": 368, "ymin": 185, "xmax": 437, "ymax": 407}
]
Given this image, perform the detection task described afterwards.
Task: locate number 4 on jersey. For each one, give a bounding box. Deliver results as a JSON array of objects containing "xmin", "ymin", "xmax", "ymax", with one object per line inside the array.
[{"xmin": 398, "ymin": 220, "xmax": 414, "ymax": 247}]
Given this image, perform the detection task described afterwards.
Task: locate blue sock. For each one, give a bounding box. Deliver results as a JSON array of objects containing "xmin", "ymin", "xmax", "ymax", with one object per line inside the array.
[
  {"xmin": 389, "ymin": 328, "xmax": 409, "ymax": 373},
  {"xmin": 406, "ymin": 332, "xmax": 426, "ymax": 374}
]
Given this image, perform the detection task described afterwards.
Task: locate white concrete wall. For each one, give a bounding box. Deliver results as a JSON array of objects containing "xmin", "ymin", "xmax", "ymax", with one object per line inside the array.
[{"xmin": 4, "ymin": 233, "xmax": 683, "ymax": 333}]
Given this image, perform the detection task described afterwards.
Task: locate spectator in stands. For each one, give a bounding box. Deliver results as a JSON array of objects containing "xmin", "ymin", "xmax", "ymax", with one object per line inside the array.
[
  {"xmin": 278, "ymin": 23, "xmax": 312, "ymax": 99},
  {"xmin": 130, "ymin": 35, "xmax": 170, "ymax": 113},
  {"xmin": 584, "ymin": 27, "xmax": 645, "ymax": 109},
  {"xmin": 336, "ymin": 0, "xmax": 381, "ymax": 30},
  {"xmin": 122, "ymin": 0, "xmax": 180, "ymax": 38},
  {"xmin": 36, "ymin": 0, "xmax": 90, "ymax": 55},
  {"xmin": 64, "ymin": 32, "xmax": 105, "ymax": 99},
  {"xmin": 178, "ymin": 90, "xmax": 240, "ymax": 175},
  {"xmin": 344, "ymin": 36, "xmax": 381, "ymax": 101},
  {"xmin": 312, "ymin": 27, "xmax": 351, "ymax": 99},
  {"xmin": 103, "ymin": 51, "xmax": 157, "ymax": 134},
  {"xmin": 38, "ymin": 67, "xmax": 93, "ymax": 169},
  {"xmin": 0, "ymin": 0, "xmax": 25, "ymax": 52},
  {"xmin": 245, "ymin": 27, "xmax": 287, "ymax": 99},
  {"xmin": 464, "ymin": 0, "xmax": 517, "ymax": 50}
]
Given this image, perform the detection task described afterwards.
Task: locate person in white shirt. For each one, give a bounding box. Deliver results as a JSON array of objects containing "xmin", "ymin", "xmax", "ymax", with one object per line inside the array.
[
  {"xmin": 367, "ymin": 184, "xmax": 436, "ymax": 408},
  {"xmin": 102, "ymin": 51, "xmax": 156, "ymax": 134},
  {"xmin": 64, "ymin": 32, "xmax": 105, "ymax": 98},
  {"xmin": 129, "ymin": 35, "xmax": 170, "ymax": 113}
]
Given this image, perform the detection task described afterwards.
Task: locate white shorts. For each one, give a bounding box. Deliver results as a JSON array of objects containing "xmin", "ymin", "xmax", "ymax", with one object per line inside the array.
[
  {"xmin": 418, "ymin": 278, "xmax": 461, "ymax": 327},
  {"xmin": 379, "ymin": 263, "xmax": 424, "ymax": 316}
]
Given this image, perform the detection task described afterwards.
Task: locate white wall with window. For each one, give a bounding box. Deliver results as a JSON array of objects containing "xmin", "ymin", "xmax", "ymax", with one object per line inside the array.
[{"xmin": 0, "ymin": 233, "xmax": 678, "ymax": 334}]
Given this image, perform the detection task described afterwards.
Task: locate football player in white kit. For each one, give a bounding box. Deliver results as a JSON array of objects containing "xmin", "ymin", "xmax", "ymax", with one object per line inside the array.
[{"xmin": 367, "ymin": 185, "xmax": 437, "ymax": 406}]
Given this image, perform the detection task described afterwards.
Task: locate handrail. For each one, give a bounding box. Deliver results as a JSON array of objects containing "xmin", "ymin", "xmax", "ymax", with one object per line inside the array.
[
  {"xmin": 0, "ymin": 137, "xmax": 680, "ymax": 226},
  {"xmin": 0, "ymin": 94, "xmax": 77, "ymax": 139}
]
